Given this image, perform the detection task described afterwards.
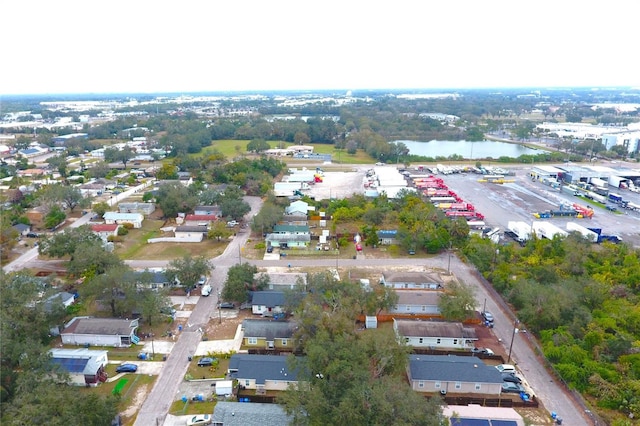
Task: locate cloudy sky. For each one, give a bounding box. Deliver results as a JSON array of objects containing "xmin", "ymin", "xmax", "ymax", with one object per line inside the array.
[{"xmin": 2, "ymin": 0, "xmax": 637, "ymax": 95}]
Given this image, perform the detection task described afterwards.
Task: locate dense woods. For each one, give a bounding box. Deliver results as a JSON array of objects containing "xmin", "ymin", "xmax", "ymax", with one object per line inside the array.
[{"xmin": 464, "ymin": 234, "xmax": 640, "ymax": 422}]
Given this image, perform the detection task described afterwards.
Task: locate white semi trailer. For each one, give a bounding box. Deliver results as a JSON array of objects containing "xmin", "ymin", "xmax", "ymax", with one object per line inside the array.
[{"xmin": 566, "ymin": 222, "xmax": 599, "ymax": 243}]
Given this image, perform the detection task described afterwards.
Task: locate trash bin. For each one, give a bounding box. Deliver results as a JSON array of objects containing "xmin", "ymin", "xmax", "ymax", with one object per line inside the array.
[
  {"xmin": 162, "ymin": 355, "xmax": 167, "ymax": 361},
  {"xmin": 188, "ymin": 355, "xmax": 192, "ymax": 362}
]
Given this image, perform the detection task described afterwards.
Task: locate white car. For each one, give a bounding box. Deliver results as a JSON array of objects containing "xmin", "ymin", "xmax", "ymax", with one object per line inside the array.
[
  {"xmin": 201, "ymin": 284, "xmax": 212, "ymax": 297},
  {"xmin": 226, "ymin": 220, "xmax": 238, "ymax": 227},
  {"xmin": 186, "ymin": 414, "xmax": 211, "ymax": 425},
  {"xmin": 495, "ymin": 364, "xmax": 516, "ymax": 373},
  {"xmin": 197, "ymin": 276, "xmax": 207, "ymax": 286}
]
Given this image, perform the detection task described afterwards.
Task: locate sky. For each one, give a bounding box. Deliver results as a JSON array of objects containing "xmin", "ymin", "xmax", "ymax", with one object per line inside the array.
[{"xmin": 1, "ymin": 0, "xmax": 638, "ymax": 95}]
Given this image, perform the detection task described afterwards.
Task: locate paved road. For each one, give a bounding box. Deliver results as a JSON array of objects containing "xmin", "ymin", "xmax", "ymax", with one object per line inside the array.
[
  {"xmin": 2, "ymin": 180, "xmax": 155, "ymax": 274},
  {"xmin": 133, "ymin": 198, "xmax": 260, "ymax": 426},
  {"xmin": 5, "ymin": 190, "xmax": 593, "ymax": 424}
]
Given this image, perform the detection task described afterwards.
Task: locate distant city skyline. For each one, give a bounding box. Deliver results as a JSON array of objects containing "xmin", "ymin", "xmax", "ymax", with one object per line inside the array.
[{"xmin": 2, "ymin": 0, "xmax": 638, "ymax": 95}]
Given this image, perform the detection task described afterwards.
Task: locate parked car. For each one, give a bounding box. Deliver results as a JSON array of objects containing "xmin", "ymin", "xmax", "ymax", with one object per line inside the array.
[
  {"xmin": 219, "ymin": 302, "xmax": 235, "ymax": 309},
  {"xmin": 481, "ymin": 311, "xmax": 494, "ymax": 323},
  {"xmin": 501, "ymin": 382, "xmax": 526, "ymax": 394},
  {"xmin": 197, "ymin": 357, "xmax": 216, "ymax": 367},
  {"xmin": 471, "ymin": 347, "xmax": 494, "ymax": 355},
  {"xmin": 502, "ymin": 372, "xmax": 522, "ymax": 384},
  {"xmin": 226, "ymin": 220, "xmax": 238, "ymax": 227},
  {"xmin": 266, "ymin": 245, "xmax": 273, "ymax": 253},
  {"xmin": 197, "ymin": 276, "xmax": 207, "ymax": 286},
  {"xmin": 116, "ymin": 363, "xmax": 138, "ymax": 373},
  {"xmin": 186, "ymin": 414, "xmax": 211, "ymax": 425},
  {"xmin": 495, "ymin": 364, "xmax": 516, "ymax": 373},
  {"xmin": 201, "ymin": 284, "xmax": 212, "ymax": 297}
]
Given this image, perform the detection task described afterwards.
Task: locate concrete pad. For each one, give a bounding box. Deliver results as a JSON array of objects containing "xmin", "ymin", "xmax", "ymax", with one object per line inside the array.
[
  {"xmin": 140, "ymin": 340, "xmax": 175, "ymax": 355},
  {"xmin": 195, "ymin": 324, "xmax": 244, "ymax": 355}
]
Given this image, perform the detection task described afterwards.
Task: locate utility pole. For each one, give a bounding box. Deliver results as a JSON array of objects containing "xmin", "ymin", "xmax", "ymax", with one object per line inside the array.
[
  {"xmin": 508, "ymin": 319, "xmax": 520, "ymax": 364},
  {"xmin": 217, "ymin": 291, "xmax": 222, "ymax": 324}
]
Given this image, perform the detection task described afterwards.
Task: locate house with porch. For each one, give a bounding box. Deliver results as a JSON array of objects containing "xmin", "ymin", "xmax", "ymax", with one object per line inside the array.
[
  {"xmin": 242, "ymin": 319, "xmax": 298, "ymax": 351},
  {"xmin": 184, "ymin": 214, "xmax": 217, "ymax": 227},
  {"xmin": 103, "ymin": 212, "xmax": 143, "ymax": 228},
  {"xmin": 49, "ymin": 348, "xmax": 109, "ymax": 386},
  {"xmin": 377, "ymin": 229, "xmax": 399, "ymax": 245},
  {"xmin": 251, "ymin": 291, "xmax": 286, "ymax": 317},
  {"xmin": 174, "ymin": 225, "xmax": 207, "ymax": 241},
  {"xmin": 60, "ymin": 317, "xmax": 139, "ymax": 347},
  {"xmin": 407, "ymin": 354, "xmax": 503, "ymax": 396},
  {"xmin": 381, "ymin": 271, "xmax": 444, "ymax": 290},
  {"xmin": 285, "ymin": 200, "xmax": 311, "ymax": 216},
  {"xmin": 118, "ymin": 202, "xmax": 155, "ymax": 215},
  {"xmin": 193, "ymin": 205, "xmax": 222, "ymax": 216},
  {"xmin": 254, "ymin": 271, "xmax": 307, "ymax": 290},
  {"xmin": 228, "ymin": 354, "xmax": 301, "ymax": 393},
  {"xmin": 265, "ymin": 233, "xmax": 310, "ymax": 249},
  {"xmin": 91, "ymin": 223, "xmax": 120, "ymax": 242},
  {"xmin": 393, "ymin": 319, "xmax": 477, "ymax": 350},
  {"xmin": 389, "ymin": 291, "xmax": 442, "ymax": 316}
]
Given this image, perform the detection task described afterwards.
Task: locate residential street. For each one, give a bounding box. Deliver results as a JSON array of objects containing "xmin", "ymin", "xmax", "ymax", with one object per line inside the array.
[{"xmin": 4, "ymin": 191, "xmax": 594, "ymax": 425}]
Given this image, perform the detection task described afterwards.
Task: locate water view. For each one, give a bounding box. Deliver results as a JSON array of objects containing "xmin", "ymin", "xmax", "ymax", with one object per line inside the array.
[{"xmin": 396, "ymin": 140, "xmax": 543, "ymax": 160}]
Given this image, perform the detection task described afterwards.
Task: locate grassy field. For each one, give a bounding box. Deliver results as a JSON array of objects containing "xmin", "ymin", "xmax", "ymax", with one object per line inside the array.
[
  {"xmin": 195, "ymin": 140, "xmax": 377, "ymax": 164},
  {"xmin": 114, "ymin": 219, "xmax": 226, "ymax": 260}
]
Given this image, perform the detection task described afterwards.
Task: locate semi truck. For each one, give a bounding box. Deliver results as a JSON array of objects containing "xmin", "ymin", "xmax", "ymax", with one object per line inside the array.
[
  {"xmin": 561, "ymin": 185, "xmax": 579, "ymax": 196},
  {"xmin": 566, "ymin": 222, "xmax": 599, "ymax": 243},
  {"xmin": 507, "ymin": 221, "xmax": 531, "ymax": 244},
  {"xmin": 436, "ymin": 202, "xmax": 475, "ymax": 211},
  {"xmin": 587, "ymin": 227, "xmax": 623, "ymax": 244},
  {"xmin": 532, "ymin": 221, "xmax": 568, "ymax": 240}
]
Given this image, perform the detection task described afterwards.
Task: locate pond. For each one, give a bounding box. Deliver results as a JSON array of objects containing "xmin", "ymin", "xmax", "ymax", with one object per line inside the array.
[{"xmin": 395, "ymin": 140, "xmax": 543, "ymax": 160}]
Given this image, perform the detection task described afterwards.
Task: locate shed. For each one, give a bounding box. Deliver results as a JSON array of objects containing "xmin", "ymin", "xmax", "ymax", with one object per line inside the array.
[
  {"xmin": 213, "ymin": 380, "xmax": 233, "ymax": 396},
  {"xmin": 365, "ymin": 316, "xmax": 378, "ymax": 329}
]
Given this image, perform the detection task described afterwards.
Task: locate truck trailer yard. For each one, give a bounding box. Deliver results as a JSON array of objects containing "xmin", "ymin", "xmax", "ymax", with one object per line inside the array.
[{"xmin": 302, "ymin": 163, "xmax": 640, "ymax": 247}]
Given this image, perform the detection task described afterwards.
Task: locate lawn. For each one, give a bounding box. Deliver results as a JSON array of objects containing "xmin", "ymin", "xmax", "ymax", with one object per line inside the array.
[
  {"xmin": 195, "ymin": 139, "xmax": 377, "ymax": 164},
  {"xmin": 114, "ymin": 219, "xmax": 226, "ymax": 260}
]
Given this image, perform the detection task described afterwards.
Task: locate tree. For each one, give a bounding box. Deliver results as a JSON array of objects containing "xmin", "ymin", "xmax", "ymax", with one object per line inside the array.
[
  {"xmin": 137, "ymin": 286, "xmax": 171, "ymax": 327},
  {"xmin": 84, "ymin": 266, "xmax": 139, "ymax": 317},
  {"xmin": 88, "ymin": 161, "xmax": 111, "ymax": 179},
  {"xmin": 221, "ymin": 263, "xmax": 264, "ymax": 303},
  {"xmin": 104, "ymin": 146, "xmax": 135, "ymax": 168},
  {"xmin": 246, "ymin": 138, "xmax": 270, "ymax": 153},
  {"xmin": 438, "ymin": 279, "xmax": 477, "ymax": 321},
  {"xmin": 59, "ymin": 186, "xmax": 86, "ymax": 212},
  {"xmin": 166, "ymin": 255, "xmax": 212, "ymax": 291},
  {"xmin": 38, "ymin": 225, "xmax": 102, "ymax": 259},
  {"xmin": 251, "ymin": 201, "xmax": 284, "ymax": 233},
  {"xmin": 92, "ymin": 202, "xmax": 110, "ymax": 218},
  {"xmin": 279, "ymin": 304, "xmax": 443, "ymax": 425},
  {"xmin": 155, "ymin": 162, "xmax": 178, "ymax": 180},
  {"xmin": 66, "ymin": 242, "xmax": 123, "ymax": 279},
  {"xmin": 207, "ymin": 221, "xmax": 232, "ymax": 241},
  {"xmin": 156, "ymin": 182, "xmax": 197, "ymax": 218},
  {"xmin": 46, "ymin": 154, "xmax": 68, "ymax": 178},
  {"xmin": 44, "ymin": 205, "xmax": 66, "ymax": 229}
]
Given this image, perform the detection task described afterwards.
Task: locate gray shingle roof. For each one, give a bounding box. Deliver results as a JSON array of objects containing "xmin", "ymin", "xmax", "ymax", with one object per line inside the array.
[
  {"xmin": 383, "ymin": 271, "xmax": 444, "ymax": 284},
  {"xmin": 212, "ymin": 401, "xmax": 292, "ymax": 426},
  {"xmin": 408, "ymin": 355, "xmax": 503, "ymax": 383},
  {"xmin": 62, "ymin": 317, "xmax": 137, "ymax": 336},
  {"xmin": 394, "ymin": 319, "xmax": 477, "ymax": 339},
  {"xmin": 228, "ymin": 354, "xmax": 299, "ymax": 384},
  {"xmin": 242, "ymin": 319, "xmax": 297, "ymax": 340},
  {"xmin": 251, "ymin": 291, "xmax": 286, "ymax": 308}
]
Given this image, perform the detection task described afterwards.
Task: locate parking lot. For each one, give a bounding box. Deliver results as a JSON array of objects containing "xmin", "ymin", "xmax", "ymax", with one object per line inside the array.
[{"xmin": 302, "ymin": 163, "xmax": 640, "ymax": 247}]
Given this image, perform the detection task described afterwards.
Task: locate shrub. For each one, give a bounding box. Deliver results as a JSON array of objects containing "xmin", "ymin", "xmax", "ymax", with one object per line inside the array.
[
  {"xmin": 122, "ymin": 222, "xmax": 135, "ymax": 230},
  {"xmin": 117, "ymin": 226, "xmax": 129, "ymax": 236}
]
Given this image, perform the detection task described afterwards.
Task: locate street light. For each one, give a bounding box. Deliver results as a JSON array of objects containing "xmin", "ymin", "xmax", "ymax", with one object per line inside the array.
[
  {"xmin": 217, "ymin": 291, "xmax": 222, "ymax": 324},
  {"xmin": 507, "ymin": 319, "xmax": 520, "ymax": 364}
]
